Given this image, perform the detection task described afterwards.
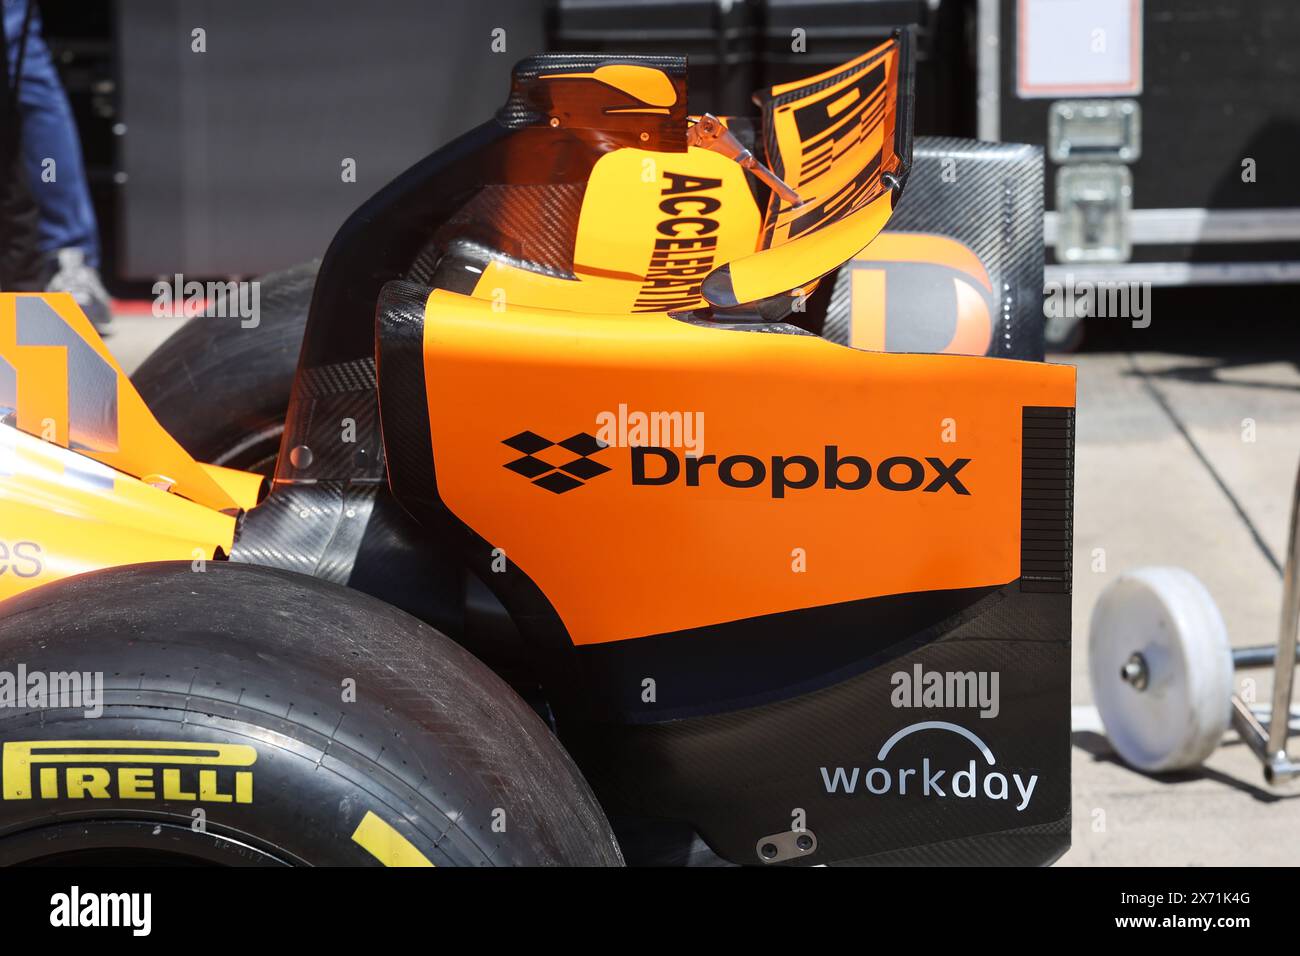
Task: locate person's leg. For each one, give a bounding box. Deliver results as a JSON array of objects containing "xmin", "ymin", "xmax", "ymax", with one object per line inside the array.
[
  {"xmin": 0, "ymin": 0, "xmax": 47, "ymax": 290},
  {"xmin": 4, "ymin": 0, "xmax": 111, "ymax": 329},
  {"xmin": 0, "ymin": 150, "xmax": 49, "ymax": 291},
  {"xmin": 6, "ymin": 0, "xmax": 101, "ymax": 266}
]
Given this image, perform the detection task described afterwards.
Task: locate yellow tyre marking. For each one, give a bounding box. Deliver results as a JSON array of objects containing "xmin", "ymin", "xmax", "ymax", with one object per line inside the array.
[{"xmin": 350, "ymin": 810, "xmax": 435, "ymax": 867}]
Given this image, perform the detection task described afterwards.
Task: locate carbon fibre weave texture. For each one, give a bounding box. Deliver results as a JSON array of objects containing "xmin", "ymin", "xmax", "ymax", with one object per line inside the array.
[
  {"xmin": 231, "ymin": 482, "xmax": 375, "ymax": 584},
  {"xmin": 568, "ymin": 583, "xmax": 1071, "ymax": 866},
  {"xmin": 273, "ymin": 355, "xmax": 384, "ymax": 484},
  {"xmin": 832, "ymin": 819, "xmax": 1070, "ymax": 866},
  {"xmin": 824, "ymin": 137, "xmax": 1046, "ymax": 359},
  {"xmin": 429, "ymin": 183, "xmax": 586, "ymax": 279}
]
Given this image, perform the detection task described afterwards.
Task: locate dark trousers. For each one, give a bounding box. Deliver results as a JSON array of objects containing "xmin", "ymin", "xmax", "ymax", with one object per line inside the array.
[{"xmin": 0, "ymin": 0, "xmax": 46, "ymax": 290}]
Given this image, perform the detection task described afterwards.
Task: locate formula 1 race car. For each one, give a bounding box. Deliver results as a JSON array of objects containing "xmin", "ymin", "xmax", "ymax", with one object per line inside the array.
[{"xmin": 0, "ymin": 33, "xmax": 1076, "ymax": 866}]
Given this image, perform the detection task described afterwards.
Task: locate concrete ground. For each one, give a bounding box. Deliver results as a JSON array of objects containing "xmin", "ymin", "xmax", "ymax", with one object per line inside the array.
[
  {"xmin": 104, "ymin": 287, "xmax": 1300, "ymax": 866},
  {"xmin": 1060, "ymin": 290, "xmax": 1300, "ymax": 866},
  {"xmin": 106, "ymin": 309, "xmax": 187, "ymax": 374}
]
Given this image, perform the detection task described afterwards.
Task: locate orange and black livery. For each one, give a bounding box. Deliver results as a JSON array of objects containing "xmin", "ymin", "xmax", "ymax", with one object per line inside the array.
[{"xmin": 0, "ymin": 32, "xmax": 1075, "ymax": 867}]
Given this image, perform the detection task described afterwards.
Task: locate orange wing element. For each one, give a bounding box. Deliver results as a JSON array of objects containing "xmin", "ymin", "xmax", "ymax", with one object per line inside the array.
[
  {"xmin": 418, "ymin": 289, "xmax": 1073, "ymax": 647},
  {"xmin": 0, "ymin": 423, "xmax": 236, "ymax": 602},
  {"xmin": 540, "ymin": 63, "xmax": 679, "ymax": 114},
  {"xmin": 0, "ymin": 293, "xmax": 241, "ymax": 513},
  {"xmin": 199, "ymin": 463, "xmax": 266, "ymax": 511},
  {"xmin": 702, "ymin": 36, "xmax": 910, "ymax": 306},
  {"xmin": 468, "ymin": 144, "xmax": 762, "ymax": 314},
  {"xmin": 469, "ymin": 40, "xmax": 909, "ymax": 316}
]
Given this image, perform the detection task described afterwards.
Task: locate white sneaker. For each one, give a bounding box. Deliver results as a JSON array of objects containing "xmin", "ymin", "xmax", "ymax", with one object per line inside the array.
[{"xmin": 46, "ymin": 248, "xmax": 113, "ymax": 333}]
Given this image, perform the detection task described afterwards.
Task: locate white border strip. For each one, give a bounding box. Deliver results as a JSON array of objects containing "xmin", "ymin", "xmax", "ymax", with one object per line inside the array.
[
  {"xmin": 1046, "ymin": 208, "xmax": 1300, "ymax": 246},
  {"xmin": 976, "ymin": 0, "xmax": 1001, "ymax": 141},
  {"xmin": 1046, "ymin": 261, "xmax": 1300, "ymax": 287}
]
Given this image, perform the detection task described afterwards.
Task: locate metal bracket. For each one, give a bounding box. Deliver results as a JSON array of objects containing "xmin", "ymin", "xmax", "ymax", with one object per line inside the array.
[
  {"xmin": 688, "ymin": 113, "xmax": 804, "ymax": 208},
  {"xmin": 1229, "ymin": 462, "xmax": 1300, "ymax": 784},
  {"xmin": 755, "ymin": 828, "xmax": 818, "ymax": 864}
]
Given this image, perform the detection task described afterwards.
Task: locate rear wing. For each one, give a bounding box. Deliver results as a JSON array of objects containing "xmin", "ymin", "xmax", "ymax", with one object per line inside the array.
[{"xmin": 702, "ymin": 30, "xmax": 915, "ymax": 307}]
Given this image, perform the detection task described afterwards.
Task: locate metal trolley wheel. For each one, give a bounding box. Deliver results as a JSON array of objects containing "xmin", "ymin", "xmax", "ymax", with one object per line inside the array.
[
  {"xmin": 1090, "ymin": 463, "xmax": 1300, "ymax": 783},
  {"xmin": 1089, "ymin": 567, "xmax": 1234, "ymax": 772}
]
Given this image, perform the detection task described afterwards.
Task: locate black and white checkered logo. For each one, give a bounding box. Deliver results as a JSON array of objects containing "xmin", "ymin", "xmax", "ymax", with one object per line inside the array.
[{"xmin": 502, "ymin": 430, "xmax": 611, "ymax": 494}]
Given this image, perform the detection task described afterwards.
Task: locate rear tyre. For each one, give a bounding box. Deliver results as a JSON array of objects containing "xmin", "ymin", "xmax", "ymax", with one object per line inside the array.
[
  {"xmin": 131, "ymin": 261, "xmax": 317, "ymax": 475},
  {"xmin": 0, "ymin": 562, "xmax": 622, "ymax": 866}
]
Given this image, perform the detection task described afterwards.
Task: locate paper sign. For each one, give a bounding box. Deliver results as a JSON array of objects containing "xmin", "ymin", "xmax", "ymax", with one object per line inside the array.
[{"xmin": 1018, "ymin": 0, "xmax": 1143, "ymax": 98}]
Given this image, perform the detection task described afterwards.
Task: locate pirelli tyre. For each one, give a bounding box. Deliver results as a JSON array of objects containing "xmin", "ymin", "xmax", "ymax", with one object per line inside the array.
[
  {"xmin": 0, "ymin": 562, "xmax": 622, "ymax": 866},
  {"xmin": 130, "ymin": 261, "xmax": 317, "ymax": 476}
]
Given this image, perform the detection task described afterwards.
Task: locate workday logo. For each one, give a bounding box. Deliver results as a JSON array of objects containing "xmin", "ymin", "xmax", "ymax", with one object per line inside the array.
[
  {"xmin": 502, "ymin": 430, "xmax": 611, "ymax": 494},
  {"xmin": 820, "ymin": 721, "xmax": 1040, "ymax": 812}
]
